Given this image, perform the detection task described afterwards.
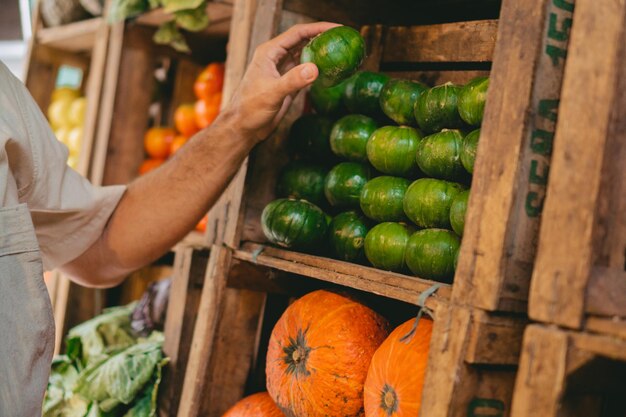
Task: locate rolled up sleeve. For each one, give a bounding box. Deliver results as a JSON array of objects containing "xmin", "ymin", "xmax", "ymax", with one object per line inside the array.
[{"xmin": 3, "ymin": 61, "xmax": 126, "ymax": 271}]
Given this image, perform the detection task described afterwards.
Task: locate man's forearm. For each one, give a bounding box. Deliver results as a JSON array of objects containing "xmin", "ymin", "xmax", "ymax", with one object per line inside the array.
[{"xmin": 63, "ymin": 110, "xmax": 253, "ymax": 286}]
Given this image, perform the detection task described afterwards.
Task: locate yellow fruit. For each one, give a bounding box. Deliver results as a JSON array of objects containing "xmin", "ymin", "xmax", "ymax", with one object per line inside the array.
[
  {"xmin": 48, "ymin": 98, "xmax": 73, "ymax": 129},
  {"xmin": 51, "ymin": 87, "xmax": 80, "ymax": 103},
  {"xmin": 66, "ymin": 126, "xmax": 83, "ymax": 157},
  {"xmin": 69, "ymin": 97, "xmax": 87, "ymax": 127},
  {"xmin": 54, "ymin": 127, "xmax": 71, "ymax": 146},
  {"xmin": 67, "ymin": 155, "xmax": 79, "ymax": 170}
]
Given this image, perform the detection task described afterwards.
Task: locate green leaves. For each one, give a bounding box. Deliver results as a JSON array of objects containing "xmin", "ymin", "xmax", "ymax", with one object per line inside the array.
[
  {"xmin": 174, "ymin": 3, "xmax": 210, "ymax": 32},
  {"xmin": 161, "ymin": 0, "xmax": 204, "ymax": 13},
  {"xmin": 43, "ymin": 303, "xmax": 168, "ymax": 417},
  {"xmin": 108, "ymin": 0, "xmax": 210, "ymax": 52},
  {"xmin": 74, "ymin": 341, "xmax": 164, "ymax": 412},
  {"xmin": 66, "ymin": 304, "xmax": 136, "ymax": 367},
  {"xmin": 153, "ymin": 21, "xmax": 191, "ymax": 53}
]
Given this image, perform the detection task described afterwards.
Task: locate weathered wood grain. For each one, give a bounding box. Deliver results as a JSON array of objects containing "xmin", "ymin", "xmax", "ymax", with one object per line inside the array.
[
  {"xmin": 453, "ymin": 0, "xmax": 575, "ymax": 312},
  {"xmin": 232, "ymin": 243, "xmax": 451, "ymax": 309},
  {"xmin": 529, "ymin": 0, "xmax": 626, "ymax": 328}
]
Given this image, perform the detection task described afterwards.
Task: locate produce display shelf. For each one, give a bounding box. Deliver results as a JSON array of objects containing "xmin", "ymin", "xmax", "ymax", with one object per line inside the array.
[
  {"xmin": 231, "ymin": 242, "xmax": 451, "ymax": 309},
  {"xmin": 36, "ymin": 17, "xmax": 104, "ymax": 52},
  {"xmin": 135, "ymin": 2, "xmax": 233, "ymax": 37},
  {"xmin": 179, "ymin": 230, "xmax": 208, "ymax": 248}
]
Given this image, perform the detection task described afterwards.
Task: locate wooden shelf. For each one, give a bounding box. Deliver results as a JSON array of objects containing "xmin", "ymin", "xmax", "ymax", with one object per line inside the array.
[
  {"xmin": 37, "ymin": 17, "xmax": 104, "ymax": 52},
  {"xmin": 178, "ymin": 231, "xmax": 208, "ymax": 249},
  {"xmin": 231, "ymin": 242, "xmax": 451, "ymax": 309},
  {"xmin": 135, "ymin": 2, "xmax": 233, "ymax": 37}
]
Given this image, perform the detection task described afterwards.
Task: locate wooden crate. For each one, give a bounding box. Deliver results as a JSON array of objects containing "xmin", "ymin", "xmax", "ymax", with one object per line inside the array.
[
  {"xmin": 528, "ymin": 0, "xmax": 626, "ymax": 335},
  {"xmin": 24, "ymin": 2, "xmax": 113, "ymax": 352},
  {"xmin": 510, "ymin": 325, "xmax": 626, "ymax": 417},
  {"xmin": 172, "ymin": 0, "xmax": 578, "ymax": 416}
]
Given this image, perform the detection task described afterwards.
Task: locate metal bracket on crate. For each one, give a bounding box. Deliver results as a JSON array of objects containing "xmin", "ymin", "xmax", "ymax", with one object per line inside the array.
[
  {"xmin": 250, "ymin": 245, "xmax": 266, "ymax": 264},
  {"xmin": 400, "ymin": 283, "xmax": 442, "ymax": 343}
]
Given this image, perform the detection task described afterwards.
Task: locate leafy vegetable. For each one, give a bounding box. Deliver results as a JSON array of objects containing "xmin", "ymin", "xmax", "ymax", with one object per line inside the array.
[
  {"xmin": 174, "ymin": 2, "xmax": 209, "ymax": 32},
  {"xmin": 66, "ymin": 304, "xmax": 136, "ymax": 367},
  {"xmin": 123, "ymin": 358, "xmax": 169, "ymax": 417},
  {"xmin": 153, "ymin": 21, "xmax": 191, "ymax": 53},
  {"xmin": 161, "ymin": 0, "xmax": 204, "ymax": 13},
  {"xmin": 74, "ymin": 341, "xmax": 164, "ymax": 412},
  {"xmin": 108, "ymin": 0, "xmax": 149, "ymax": 23}
]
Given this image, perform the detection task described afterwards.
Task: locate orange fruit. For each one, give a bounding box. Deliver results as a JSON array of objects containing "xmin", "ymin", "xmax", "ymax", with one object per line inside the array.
[
  {"xmin": 195, "ymin": 92, "xmax": 222, "ymax": 129},
  {"xmin": 139, "ymin": 158, "xmax": 165, "ymax": 175},
  {"xmin": 194, "ymin": 63, "xmax": 225, "ymax": 100},
  {"xmin": 174, "ymin": 104, "xmax": 200, "ymax": 137},
  {"xmin": 196, "ymin": 215, "xmax": 208, "ymax": 232},
  {"xmin": 144, "ymin": 127, "xmax": 176, "ymax": 159},
  {"xmin": 170, "ymin": 135, "xmax": 189, "ymax": 155}
]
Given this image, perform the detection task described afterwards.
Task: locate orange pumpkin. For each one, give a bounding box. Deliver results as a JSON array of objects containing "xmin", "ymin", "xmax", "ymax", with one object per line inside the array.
[
  {"xmin": 364, "ymin": 318, "xmax": 433, "ymax": 417},
  {"xmin": 266, "ymin": 290, "xmax": 389, "ymax": 417},
  {"xmin": 222, "ymin": 392, "xmax": 284, "ymax": 417}
]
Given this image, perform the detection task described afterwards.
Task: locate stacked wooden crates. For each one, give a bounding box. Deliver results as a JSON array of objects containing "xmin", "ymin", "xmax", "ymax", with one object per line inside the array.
[
  {"xmin": 24, "ymin": 0, "xmax": 113, "ymax": 351},
  {"xmin": 510, "ymin": 0, "xmax": 626, "ymax": 415},
  {"xmin": 169, "ymin": 1, "xmax": 584, "ymax": 417}
]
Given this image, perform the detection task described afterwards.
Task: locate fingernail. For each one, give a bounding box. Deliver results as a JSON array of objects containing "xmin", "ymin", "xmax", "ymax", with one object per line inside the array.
[{"xmin": 301, "ymin": 65, "xmax": 315, "ymax": 81}]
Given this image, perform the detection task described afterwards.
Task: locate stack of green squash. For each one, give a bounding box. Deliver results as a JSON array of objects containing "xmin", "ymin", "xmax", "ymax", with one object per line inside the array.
[{"xmin": 261, "ymin": 26, "xmax": 489, "ymax": 284}]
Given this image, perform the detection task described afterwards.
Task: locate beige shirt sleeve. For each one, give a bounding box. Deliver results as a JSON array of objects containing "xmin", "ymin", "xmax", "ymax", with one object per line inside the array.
[{"xmin": 0, "ymin": 61, "xmax": 126, "ymax": 271}]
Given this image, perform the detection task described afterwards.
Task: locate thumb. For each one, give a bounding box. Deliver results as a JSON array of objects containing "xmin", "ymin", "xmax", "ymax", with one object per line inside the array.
[{"xmin": 275, "ymin": 63, "xmax": 318, "ymax": 98}]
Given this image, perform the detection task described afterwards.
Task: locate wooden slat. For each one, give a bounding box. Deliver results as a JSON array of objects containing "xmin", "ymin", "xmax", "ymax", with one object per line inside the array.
[
  {"xmin": 528, "ymin": 0, "xmax": 626, "ymax": 329},
  {"xmin": 510, "ymin": 325, "xmax": 569, "ymax": 417},
  {"xmin": 420, "ymin": 305, "xmax": 519, "ymax": 417},
  {"xmin": 381, "ymin": 20, "xmax": 497, "ymax": 64},
  {"xmin": 511, "ymin": 325, "xmax": 626, "ymax": 417},
  {"xmin": 385, "ymin": 70, "xmax": 491, "ymax": 86},
  {"xmin": 585, "ymin": 267, "xmax": 626, "ymax": 318},
  {"xmin": 177, "ymin": 1, "xmax": 264, "ymax": 415},
  {"xmin": 101, "ymin": 25, "xmax": 157, "ymax": 186},
  {"xmin": 37, "ymin": 17, "xmax": 102, "ymax": 52},
  {"xmin": 585, "ymin": 317, "xmax": 626, "ymax": 341},
  {"xmin": 465, "ymin": 310, "xmax": 526, "ymax": 366},
  {"xmin": 452, "ymin": 0, "xmax": 575, "ymax": 313},
  {"xmin": 160, "ymin": 248, "xmax": 209, "ymax": 417},
  {"xmin": 232, "ymin": 243, "xmax": 450, "ymax": 309}
]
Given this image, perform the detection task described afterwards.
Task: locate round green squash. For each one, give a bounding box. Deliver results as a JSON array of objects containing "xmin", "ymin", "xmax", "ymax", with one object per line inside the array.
[
  {"xmin": 360, "ymin": 176, "xmax": 411, "ymax": 222},
  {"xmin": 461, "ymin": 128, "xmax": 480, "ymax": 174},
  {"xmin": 403, "ymin": 178, "xmax": 466, "ymax": 228},
  {"xmin": 287, "ymin": 114, "xmax": 334, "ymax": 161},
  {"xmin": 261, "ymin": 199, "xmax": 329, "ymax": 250},
  {"xmin": 405, "ymin": 229, "xmax": 461, "ymax": 282},
  {"xmin": 276, "ymin": 161, "xmax": 329, "ymax": 207},
  {"xmin": 366, "ymin": 126, "xmax": 423, "ymax": 177},
  {"xmin": 458, "ymin": 77, "xmax": 489, "ymax": 126},
  {"xmin": 450, "ymin": 189, "xmax": 470, "ymax": 237},
  {"xmin": 364, "ymin": 222, "xmax": 413, "ymax": 272},
  {"xmin": 301, "ymin": 26, "xmax": 366, "ymax": 87},
  {"xmin": 309, "ymin": 78, "xmax": 347, "ymax": 116},
  {"xmin": 342, "ymin": 71, "xmax": 390, "ymax": 117},
  {"xmin": 328, "ymin": 211, "xmax": 371, "ymax": 263},
  {"xmin": 379, "ymin": 79, "xmax": 428, "ymax": 125},
  {"xmin": 330, "ymin": 114, "xmax": 378, "ymax": 161},
  {"xmin": 415, "ymin": 129, "xmax": 466, "ymax": 181},
  {"xmin": 414, "ymin": 82, "xmax": 464, "ymax": 133},
  {"xmin": 324, "ymin": 162, "xmax": 372, "ymax": 208}
]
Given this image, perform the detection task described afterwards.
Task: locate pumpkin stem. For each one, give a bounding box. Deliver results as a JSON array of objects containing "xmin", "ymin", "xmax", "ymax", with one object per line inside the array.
[
  {"xmin": 380, "ymin": 384, "xmax": 399, "ymax": 416},
  {"xmin": 283, "ymin": 329, "xmax": 312, "ymax": 377}
]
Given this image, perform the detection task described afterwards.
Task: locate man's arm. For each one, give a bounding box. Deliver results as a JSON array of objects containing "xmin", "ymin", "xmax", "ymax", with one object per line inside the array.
[{"xmin": 62, "ymin": 22, "xmax": 338, "ymax": 288}]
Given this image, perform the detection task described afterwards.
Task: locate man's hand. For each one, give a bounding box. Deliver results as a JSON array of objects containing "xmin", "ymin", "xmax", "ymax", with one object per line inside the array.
[
  {"xmin": 62, "ymin": 22, "xmax": 340, "ymax": 287},
  {"xmin": 223, "ymin": 22, "xmax": 339, "ymax": 144}
]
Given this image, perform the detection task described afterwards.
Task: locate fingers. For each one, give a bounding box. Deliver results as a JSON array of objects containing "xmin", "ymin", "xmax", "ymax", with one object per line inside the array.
[
  {"xmin": 259, "ymin": 22, "xmax": 341, "ymax": 64},
  {"xmin": 273, "ymin": 63, "xmax": 319, "ymax": 98},
  {"xmin": 273, "ymin": 22, "xmax": 341, "ymax": 50}
]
